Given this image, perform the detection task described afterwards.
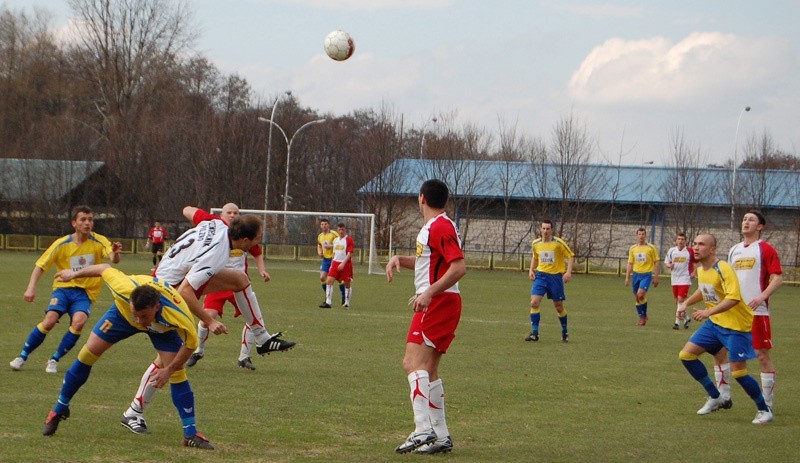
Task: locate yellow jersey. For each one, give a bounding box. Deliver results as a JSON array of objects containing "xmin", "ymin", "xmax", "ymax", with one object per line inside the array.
[
  {"xmin": 628, "ymin": 243, "xmax": 659, "ymax": 274},
  {"xmin": 317, "ymin": 230, "xmax": 339, "ymax": 259},
  {"xmin": 697, "ymin": 260, "xmax": 753, "ymax": 332},
  {"xmin": 101, "ymin": 267, "xmax": 199, "ymax": 350},
  {"xmin": 36, "ymin": 233, "xmax": 115, "ymax": 302},
  {"xmin": 532, "ymin": 237, "xmax": 574, "ymax": 274}
]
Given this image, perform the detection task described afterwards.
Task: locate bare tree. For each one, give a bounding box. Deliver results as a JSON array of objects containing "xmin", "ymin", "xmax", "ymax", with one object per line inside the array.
[
  {"xmin": 495, "ymin": 119, "xmax": 529, "ymax": 254},
  {"xmin": 547, "ymin": 112, "xmax": 599, "ymax": 255},
  {"xmin": 660, "ymin": 128, "xmax": 713, "ymax": 238}
]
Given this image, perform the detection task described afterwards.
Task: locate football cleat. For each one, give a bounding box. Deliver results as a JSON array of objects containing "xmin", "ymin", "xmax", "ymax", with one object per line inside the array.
[
  {"xmin": 185, "ymin": 352, "xmax": 203, "ymax": 367},
  {"xmin": 524, "ymin": 332, "xmax": 539, "ymax": 342},
  {"xmin": 395, "ymin": 429, "xmax": 437, "ymax": 453},
  {"xmin": 120, "ymin": 413, "xmax": 150, "ymax": 434},
  {"xmin": 256, "ymin": 332, "xmax": 296, "ymax": 355},
  {"xmin": 684, "ymin": 318, "xmax": 691, "ymax": 329},
  {"xmin": 183, "ymin": 432, "xmax": 215, "ymax": 449},
  {"xmin": 697, "ymin": 396, "xmax": 733, "ymax": 415},
  {"xmin": 10, "ymin": 356, "xmax": 25, "ymax": 371},
  {"xmin": 672, "ymin": 323, "xmax": 680, "ymax": 330},
  {"xmin": 752, "ymin": 408, "xmax": 773, "ymax": 424},
  {"xmin": 319, "ymin": 303, "xmax": 332, "ymax": 309},
  {"xmin": 237, "ymin": 357, "xmax": 256, "ymax": 370},
  {"xmin": 45, "ymin": 359, "xmax": 59, "ymax": 374},
  {"xmin": 561, "ymin": 333, "xmax": 569, "ymax": 343},
  {"xmin": 43, "ymin": 409, "xmax": 70, "ymax": 436},
  {"xmin": 415, "ymin": 436, "xmax": 454, "ymax": 454}
]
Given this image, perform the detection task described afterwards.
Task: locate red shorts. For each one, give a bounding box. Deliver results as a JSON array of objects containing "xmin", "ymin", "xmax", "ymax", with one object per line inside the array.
[
  {"xmin": 203, "ymin": 291, "xmax": 241, "ymax": 317},
  {"xmin": 406, "ymin": 292, "xmax": 462, "ymax": 353},
  {"xmin": 672, "ymin": 285, "xmax": 690, "ymax": 299},
  {"xmin": 751, "ymin": 315, "xmax": 772, "ymax": 350},
  {"xmin": 328, "ymin": 260, "xmax": 353, "ymax": 283}
]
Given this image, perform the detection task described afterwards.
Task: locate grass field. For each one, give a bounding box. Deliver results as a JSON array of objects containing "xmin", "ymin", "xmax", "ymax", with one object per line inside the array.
[{"xmin": 0, "ymin": 252, "xmax": 797, "ymax": 463}]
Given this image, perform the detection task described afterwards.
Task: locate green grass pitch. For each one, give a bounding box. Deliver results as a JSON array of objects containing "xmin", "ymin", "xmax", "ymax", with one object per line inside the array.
[{"xmin": 0, "ymin": 252, "xmax": 797, "ymax": 462}]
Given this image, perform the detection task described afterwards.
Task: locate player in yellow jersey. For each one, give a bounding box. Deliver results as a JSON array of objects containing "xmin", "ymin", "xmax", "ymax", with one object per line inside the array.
[
  {"xmin": 524, "ymin": 220, "xmax": 574, "ymax": 343},
  {"xmin": 624, "ymin": 227, "xmax": 660, "ymax": 325},
  {"xmin": 42, "ymin": 264, "xmax": 215, "ymax": 449},
  {"xmin": 9, "ymin": 206, "xmax": 121, "ymax": 374},
  {"xmin": 317, "ymin": 218, "xmax": 341, "ymax": 307},
  {"xmin": 677, "ymin": 234, "xmax": 772, "ymax": 424}
]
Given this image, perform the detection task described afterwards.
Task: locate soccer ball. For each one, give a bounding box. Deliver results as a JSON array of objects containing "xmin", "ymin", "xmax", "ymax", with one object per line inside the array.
[{"xmin": 324, "ymin": 30, "xmax": 355, "ymax": 61}]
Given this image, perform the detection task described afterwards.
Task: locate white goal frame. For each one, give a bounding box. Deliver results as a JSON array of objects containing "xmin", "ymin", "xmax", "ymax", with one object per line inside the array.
[{"xmin": 212, "ymin": 208, "xmax": 379, "ymax": 275}]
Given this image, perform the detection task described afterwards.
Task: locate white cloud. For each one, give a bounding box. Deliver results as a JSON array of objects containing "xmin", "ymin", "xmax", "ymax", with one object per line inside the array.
[{"xmin": 568, "ymin": 32, "xmax": 793, "ymax": 104}]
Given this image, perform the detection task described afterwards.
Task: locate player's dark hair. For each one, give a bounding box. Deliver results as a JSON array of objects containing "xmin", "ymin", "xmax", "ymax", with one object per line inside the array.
[
  {"xmin": 420, "ymin": 179, "xmax": 449, "ymax": 209},
  {"xmin": 319, "ymin": 218, "xmax": 329, "ymax": 224},
  {"xmin": 71, "ymin": 205, "xmax": 93, "ymax": 220},
  {"xmin": 746, "ymin": 210, "xmax": 766, "ymax": 226},
  {"xmin": 228, "ymin": 214, "xmax": 263, "ymax": 240},
  {"xmin": 336, "ymin": 222, "xmax": 346, "ymax": 229},
  {"xmin": 637, "ymin": 227, "xmax": 646, "ymax": 233},
  {"xmin": 131, "ymin": 285, "xmax": 160, "ymax": 311},
  {"xmin": 541, "ymin": 220, "xmax": 553, "ymax": 227},
  {"xmin": 677, "ymin": 232, "xmax": 686, "ymax": 238}
]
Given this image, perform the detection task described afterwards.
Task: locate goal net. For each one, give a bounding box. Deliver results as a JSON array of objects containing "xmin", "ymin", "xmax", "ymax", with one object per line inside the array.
[{"xmin": 212, "ymin": 208, "xmax": 379, "ymax": 275}]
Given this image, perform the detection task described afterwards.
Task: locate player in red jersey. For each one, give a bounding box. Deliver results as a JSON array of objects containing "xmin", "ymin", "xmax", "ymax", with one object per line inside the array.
[
  {"xmin": 321, "ymin": 223, "xmax": 354, "ymax": 308},
  {"xmin": 147, "ymin": 221, "xmax": 168, "ymax": 268},
  {"xmin": 711, "ymin": 210, "xmax": 782, "ymax": 411},
  {"xmin": 386, "ymin": 179, "xmax": 465, "ymax": 455}
]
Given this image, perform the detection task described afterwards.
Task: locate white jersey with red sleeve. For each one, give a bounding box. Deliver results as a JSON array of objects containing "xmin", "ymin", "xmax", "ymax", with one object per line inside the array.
[
  {"xmin": 191, "ymin": 208, "xmax": 263, "ymax": 272},
  {"xmin": 728, "ymin": 239, "xmax": 782, "ymax": 316},
  {"xmin": 155, "ymin": 219, "xmax": 232, "ymax": 290},
  {"xmin": 665, "ymin": 246, "xmax": 693, "ymax": 286},
  {"xmin": 332, "ymin": 235, "xmax": 354, "ymax": 262},
  {"xmin": 414, "ymin": 213, "xmax": 463, "ymax": 295}
]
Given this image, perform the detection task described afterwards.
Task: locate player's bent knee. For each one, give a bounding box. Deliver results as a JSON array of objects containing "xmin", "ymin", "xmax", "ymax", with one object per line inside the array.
[
  {"xmin": 679, "ymin": 350, "xmax": 698, "ymax": 361},
  {"xmin": 731, "ymin": 368, "xmax": 749, "ymax": 379},
  {"xmin": 169, "ymin": 368, "xmax": 188, "ymax": 383}
]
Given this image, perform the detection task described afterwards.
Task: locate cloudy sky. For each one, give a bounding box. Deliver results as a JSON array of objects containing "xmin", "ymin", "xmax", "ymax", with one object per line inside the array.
[{"xmin": 6, "ymin": 0, "xmax": 800, "ymax": 166}]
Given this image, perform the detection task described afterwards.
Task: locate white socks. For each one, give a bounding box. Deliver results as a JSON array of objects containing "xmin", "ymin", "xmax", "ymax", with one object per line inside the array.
[
  {"xmin": 408, "ymin": 370, "xmax": 430, "ymax": 433},
  {"xmin": 761, "ymin": 371, "xmax": 776, "ymax": 408},
  {"xmin": 715, "ymin": 363, "xmax": 731, "ymax": 399},
  {"xmin": 233, "ymin": 285, "xmax": 271, "ymax": 345},
  {"xmin": 127, "ymin": 362, "xmax": 159, "ymax": 416},
  {"xmin": 429, "ymin": 379, "xmax": 449, "ymax": 438},
  {"xmin": 239, "ymin": 324, "xmax": 255, "ymax": 360}
]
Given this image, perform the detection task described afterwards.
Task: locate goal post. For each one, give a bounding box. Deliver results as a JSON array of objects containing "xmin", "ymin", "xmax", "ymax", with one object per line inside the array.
[{"xmin": 212, "ymin": 208, "xmax": 379, "ymax": 275}]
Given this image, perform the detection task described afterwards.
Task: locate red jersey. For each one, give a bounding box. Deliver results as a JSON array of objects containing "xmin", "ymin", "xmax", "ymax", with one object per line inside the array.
[
  {"xmin": 413, "ymin": 213, "xmax": 463, "ymax": 295},
  {"xmin": 727, "ymin": 239, "xmax": 782, "ymax": 316},
  {"xmin": 148, "ymin": 227, "xmax": 167, "ymax": 244}
]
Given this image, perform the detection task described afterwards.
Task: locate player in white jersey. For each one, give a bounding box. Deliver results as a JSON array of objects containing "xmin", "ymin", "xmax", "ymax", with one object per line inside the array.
[
  {"xmin": 665, "ymin": 233, "xmax": 695, "ymax": 330},
  {"xmin": 184, "ymin": 204, "xmax": 294, "ymax": 371},
  {"xmin": 386, "ymin": 179, "xmax": 465, "ymax": 455},
  {"xmin": 711, "ymin": 211, "xmax": 783, "ymax": 410},
  {"xmin": 321, "ymin": 223, "xmax": 354, "ymax": 308}
]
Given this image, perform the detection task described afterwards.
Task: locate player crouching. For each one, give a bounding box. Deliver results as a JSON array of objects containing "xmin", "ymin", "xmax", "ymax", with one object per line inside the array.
[{"xmin": 42, "ymin": 264, "xmax": 215, "ymax": 449}]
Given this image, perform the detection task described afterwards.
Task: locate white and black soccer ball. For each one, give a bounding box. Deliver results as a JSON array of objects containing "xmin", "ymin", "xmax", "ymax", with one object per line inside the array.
[{"xmin": 324, "ymin": 30, "xmax": 355, "ymax": 61}]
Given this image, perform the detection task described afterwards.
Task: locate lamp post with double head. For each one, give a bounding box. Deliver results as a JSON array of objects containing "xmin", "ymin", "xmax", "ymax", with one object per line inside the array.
[
  {"xmin": 257, "ymin": 117, "xmax": 326, "ymax": 212},
  {"xmin": 730, "ymin": 105, "xmax": 751, "ymax": 233}
]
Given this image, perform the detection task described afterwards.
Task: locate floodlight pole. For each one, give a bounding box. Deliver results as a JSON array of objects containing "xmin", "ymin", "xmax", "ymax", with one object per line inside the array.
[
  {"xmin": 260, "ymin": 92, "xmax": 290, "ymax": 211},
  {"xmin": 730, "ymin": 106, "xmax": 751, "ymax": 233},
  {"xmin": 419, "ymin": 117, "xmax": 438, "ymax": 159},
  {"xmin": 282, "ymin": 119, "xmax": 327, "ymax": 212}
]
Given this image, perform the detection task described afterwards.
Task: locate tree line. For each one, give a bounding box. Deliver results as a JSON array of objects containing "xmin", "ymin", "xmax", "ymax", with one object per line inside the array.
[{"xmin": 1, "ymin": 1, "xmax": 797, "ymax": 252}]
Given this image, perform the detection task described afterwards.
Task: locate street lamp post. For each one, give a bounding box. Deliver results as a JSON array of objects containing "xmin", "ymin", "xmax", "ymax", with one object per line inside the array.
[
  {"xmin": 730, "ymin": 106, "xmax": 751, "ymax": 232},
  {"xmin": 262, "ymin": 91, "xmax": 291, "ymax": 211},
  {"xmin": 419, "ymin": 117, "xmax": 438, "ymax": 159},
  {"xmin": 257, "ymin": 117, "xmax": 326, "ymax": 211}
]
